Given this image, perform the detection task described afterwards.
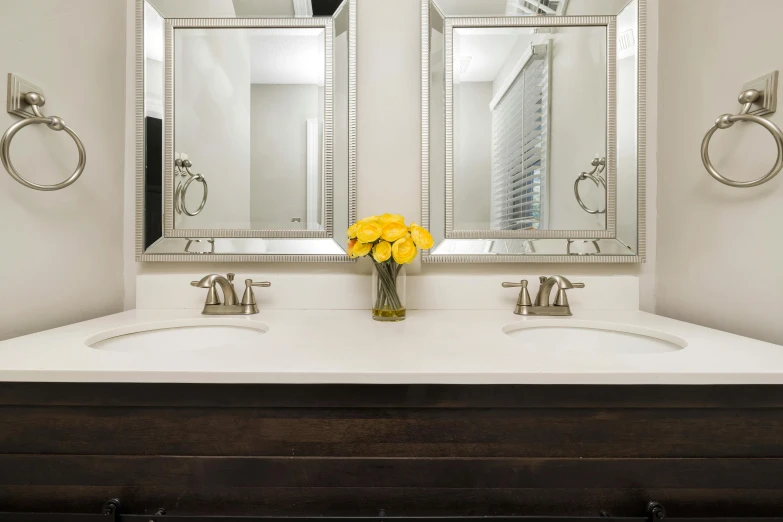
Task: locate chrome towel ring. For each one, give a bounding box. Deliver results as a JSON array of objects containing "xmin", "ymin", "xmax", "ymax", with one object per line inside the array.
[
  {"xmin": 574, "ymin": 157, "xmax": 606, "ymax": 215},
  {"xmin": 702, "ymin": 88, "xmax": 783, "ymax": 188},
  {"xmin": 0, "ymin": 92, "xmax": 86, "ymax": 191}
]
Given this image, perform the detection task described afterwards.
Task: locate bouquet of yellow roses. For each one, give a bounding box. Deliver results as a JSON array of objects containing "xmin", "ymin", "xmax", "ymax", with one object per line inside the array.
[{"xmin": 347, "ymin": 214, "xmax": 434, "ymax": 321}]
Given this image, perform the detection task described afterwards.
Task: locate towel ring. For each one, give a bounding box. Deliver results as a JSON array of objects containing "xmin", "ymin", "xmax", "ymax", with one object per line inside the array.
[
  {"xmin": 0, "ymin": 93, "xmax": 86, "ymax": 191},
  {"xmin": 701, "ymin": 89, "xmax": 783, "ymax": 188},
  {"xmin": 574, "ymin": 157, "xmax": 607, "ymax": 215},
  {"xmin": 180, "ymin": 172, "xmax": 208, "ymax": 217}
]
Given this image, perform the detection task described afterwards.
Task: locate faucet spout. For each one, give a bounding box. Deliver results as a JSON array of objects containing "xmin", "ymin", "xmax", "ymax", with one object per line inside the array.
[
  {"xmin": 537, "ymin": 276, "xmax": 585, "ymax": 307},
  {"xmin": 191, "ymin": 274, "xmax": 239, "ymax": 306}
]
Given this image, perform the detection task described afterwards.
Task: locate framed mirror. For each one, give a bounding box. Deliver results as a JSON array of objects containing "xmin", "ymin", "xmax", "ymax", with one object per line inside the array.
[
  {"xmin": 422, "ymin": 0, "xmax": 645, "ymax": 262},
  {"xmin": 136, "ymin": 0, "xmax": 356, "ymax": 262}
]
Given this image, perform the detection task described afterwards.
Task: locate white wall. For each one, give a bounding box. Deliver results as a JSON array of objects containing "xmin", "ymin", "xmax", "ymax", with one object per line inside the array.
[
  {"xmin": 657, "ymin": 0, "xmax": 783, "ymax": 345},
  {"xmin": 453, "ymin": 82, "xmax": 493, "ymax": 229},
  {"xmin": 174, "ymin": 29, "xmax": 252, "ymax": 230},
  {"xmin": 548, "ymin": 27, "xmax": 607, "ymax": 230},
  {"xmin": 0, "ymin": 0, "xmax": 126, "ymax": 340},
  {"xmin": 126, "ymin": 0, "xmax": 657, "ymax": 312},
  {"xmin": 250, "ymin": 84, "xmax": 322, "ymax": 229}
]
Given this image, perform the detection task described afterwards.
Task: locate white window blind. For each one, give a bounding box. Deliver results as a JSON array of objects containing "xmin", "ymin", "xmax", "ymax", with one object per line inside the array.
[{"xmin": 490, "ymin": 43, "xmax": 550, "ymax": 231}]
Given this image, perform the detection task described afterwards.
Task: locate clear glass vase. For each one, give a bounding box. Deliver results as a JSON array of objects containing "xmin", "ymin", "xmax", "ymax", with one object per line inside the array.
[{"xmin": 372, "ymin": 262, "xmax": 406, "ymax": 322}]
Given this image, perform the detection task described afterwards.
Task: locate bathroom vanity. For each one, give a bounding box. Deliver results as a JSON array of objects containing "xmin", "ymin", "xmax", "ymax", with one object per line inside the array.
[{"xmin": 1, "ymin": 310, "xmax": 783, "ymax": 518}]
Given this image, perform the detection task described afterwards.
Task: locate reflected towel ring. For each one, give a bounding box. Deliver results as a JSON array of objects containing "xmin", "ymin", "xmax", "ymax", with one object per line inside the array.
[
  {"xmin": 180, "ymin": 172, "xmax": 208, "ymax": 217},
  {"xmin": 701, "ymin": 89, "xmax": 783, "ymax": 188},
  {"xmin": 0, "ymin": 93, "xmax": 86, "ymax": 191},
  {"xmin": 574, "ymin": 157, "xmax": 607, "ymax": 215}
]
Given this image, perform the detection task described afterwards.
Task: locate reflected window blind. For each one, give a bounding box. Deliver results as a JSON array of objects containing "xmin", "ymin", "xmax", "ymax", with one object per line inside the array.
[{"xmin": 490, "ymin": 45, "xmax": 549, "ymax": 231}]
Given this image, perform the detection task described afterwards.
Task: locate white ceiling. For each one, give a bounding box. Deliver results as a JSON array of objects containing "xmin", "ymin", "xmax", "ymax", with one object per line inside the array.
[
  {"xmin": 455, "ymin": 29, "xmax": 536, "ymax": 83},
  {"xmin": 249, "ymin": 29, "xmax": 325, "ymax": 85}
]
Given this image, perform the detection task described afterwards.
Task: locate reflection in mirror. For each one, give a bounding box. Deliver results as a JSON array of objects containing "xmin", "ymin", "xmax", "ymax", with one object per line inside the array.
[
  {"xmin": 174, "ymin": 27, "xmax": 327, "ymax": 232},
  {"xmin": 451, "ymin": 26, "xmax": 607, "ymax": 232},
  {"xmin": 138, "ymin": 0, "xmax": 356, "ymax": 261},
  {"xmin": 423, "ymin": 0, "xmax": 645, "ymax": 262}
]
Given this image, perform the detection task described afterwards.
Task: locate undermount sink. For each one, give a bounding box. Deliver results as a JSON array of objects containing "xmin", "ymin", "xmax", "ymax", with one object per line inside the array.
[
  {"xmin": 503, "ymin": 321, "xmax": 687, "ymax": 354},
  {"xmin": 86, "ymin": 319, "xmax": 269, "ymax": 353}
]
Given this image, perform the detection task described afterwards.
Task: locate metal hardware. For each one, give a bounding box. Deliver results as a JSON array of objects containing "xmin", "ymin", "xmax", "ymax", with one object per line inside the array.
[
  {"xmin": 101, "ymin": 498, "xmax": 121, "ymax": 522},
  {"xmin": 240, "ymin": 279, "xmax": 273, "ymax": 315},
  {"xmin": 647, "ymin": 502, "xmax": 666, "ymax": 522},
  {"xmin": 702, "ymin": 71, "xmax": 783, "ymax": 188},
  {"xmin": 149, "ymin": 508, "xmax": 166, "ymax": 522},
  {"xmin": 567, "ymin": 239, "xmax": 602, "ymax": 256},
  {"xmin": 180, "ymin": 173, "xmax": 208, "ymax": 216},
  {"xmin": 174, "ymin": 158, "xmax": 208, "ymax": 217},
  {"xmin": 2, "ymin": 75, "xmax": 86, "ymax": 191},
  {"xmin": 185, "ymin": 238, "xmax": 215, "ymax": 254},
  {"xmin": 574, "ymin": 157, "xmax": 607, "ymax": 214},
  {"xmin": 191, "ymin": 273, "xmax": 270, "ymax": 315},
  {"xmin": 501, "ymin": 280, "xmax": 533, "ymax": 315},
  {"xmin": 503, "ymin": 275, "xmax": 585, "ymax": 316}
]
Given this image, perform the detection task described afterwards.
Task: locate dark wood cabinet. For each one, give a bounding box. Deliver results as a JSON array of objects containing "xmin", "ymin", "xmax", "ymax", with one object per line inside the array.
[{"xmin": 1, "ymin": 383, "xmax": 781, "ymax": 517}]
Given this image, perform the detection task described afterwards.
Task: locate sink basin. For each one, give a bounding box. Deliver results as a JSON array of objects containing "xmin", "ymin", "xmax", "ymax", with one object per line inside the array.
[
  {"xmin": 86, "ymin": 319, "xmax": 269, "ymax": 353},
  {"xmin": 503, "ymin": 321, "xmax": 687, "ymax": 354}
]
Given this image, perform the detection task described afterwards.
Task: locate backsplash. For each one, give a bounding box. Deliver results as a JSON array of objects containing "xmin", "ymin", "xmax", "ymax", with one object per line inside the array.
[{"xmin": 136, "ymin": 272, "xmax": 639, "ymax": 311}]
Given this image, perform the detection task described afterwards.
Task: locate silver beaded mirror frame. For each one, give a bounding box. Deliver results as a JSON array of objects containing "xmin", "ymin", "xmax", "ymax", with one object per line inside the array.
[
  {"xmin": 422, "ymin": 0, "xmax": 646, "ymax": 263},
  {"xmin": 136, "ymin": 0, "xmax": 357, "ymax": 262}
]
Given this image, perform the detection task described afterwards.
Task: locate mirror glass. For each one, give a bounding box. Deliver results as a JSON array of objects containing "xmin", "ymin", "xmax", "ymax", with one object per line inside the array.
[
  {"xmin": 174, "ymin": 27, "xmax": 327, "ymax": 232},
  {"xmin": 451, "ymin": 26, "xmax": 607, "ymax": 232},
  {"xmin": 138, "ymin": 0, "xmax": 355, "ymax": 261},
  {"xmin": 424, "ymin": 0, "xmax": 644, "ymax": 262}
]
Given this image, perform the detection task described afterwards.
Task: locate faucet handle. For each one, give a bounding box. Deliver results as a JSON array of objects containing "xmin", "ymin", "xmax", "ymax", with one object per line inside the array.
[
  {"xmin": 554, "ymin": 281, "xmax": 585, "ymax": 307},
  {"xmin": 241, "ymin": 279, "xmax": 272, "ymax": 306},
  {"xmin": 191, "ymin": 280, "xmax": 221, "ymax": 305},
  {"xmin": 502, "ymin": 280, "xmax": 533, "ymax": 307},
  {"xmin": 227, "ymin": 273, "xmax": 235, "ymax": 283}
]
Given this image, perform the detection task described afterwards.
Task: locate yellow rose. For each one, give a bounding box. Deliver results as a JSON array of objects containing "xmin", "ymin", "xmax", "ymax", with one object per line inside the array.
[
  {"xmin": 379, "ymin": 213, "xmax": 405, "ymax": 226},
  {"xmin": 392, "ymin": 236, "xmax": 418, "ymax": 264},
  {"xmin": 347, "ymin": 238, "xmax": 358, "ymax": 258},
  {"xmin": 359, "ymin": 215, "xmax": 380, "ymax": 224},
  {"xmin": 347, "ymin": 223, "xmax": 358, "ymax": 239},
  {"xmin": 381, "ymin": 222, "xmax": 408, "ymax": 242},
  {"xmin": 352, "ymin": 241, "xmax": 373, "ymax": 258},
  {"xmin": 372, "ymin": 241, "xmax": 392, "ymax": 263},
  {"xmin": 409, "ymin": 223, "xmax": 434, "ymax": 250},
  {"xmin": 356, "ymin": 221, "xmax": 382, "ymax": 243}
]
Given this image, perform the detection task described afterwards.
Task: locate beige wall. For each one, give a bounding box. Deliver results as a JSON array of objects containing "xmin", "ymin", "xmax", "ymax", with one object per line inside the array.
[
  {"xmin": 126, "ymin": 0, "xmax": 657, "ymax": 310},
  {"xmin": 0, "ymin": 0, "xmax": 126, "ymax": 340},
  {"xmin": 657, "ymin": 0, "xmax": 783, "ymax": 344}
]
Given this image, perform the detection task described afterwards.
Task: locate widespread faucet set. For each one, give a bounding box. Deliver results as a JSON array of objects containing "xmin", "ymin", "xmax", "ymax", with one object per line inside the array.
[
  {"xmin": 191, "ymin": 273, "xmax": 271, "ymax": 315},
  {"xmin": 192, "ymin": 273, "xmax": 583, "ymax": 317},
  {"xmin": 502, "ymin": 276, "xmax": 585, "ymax": 316}
]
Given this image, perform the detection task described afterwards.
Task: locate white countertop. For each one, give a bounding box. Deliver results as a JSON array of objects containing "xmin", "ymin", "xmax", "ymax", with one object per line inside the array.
[{"xmin": 0, "ymin": 309, "xmax": 782, "ymax": 384}]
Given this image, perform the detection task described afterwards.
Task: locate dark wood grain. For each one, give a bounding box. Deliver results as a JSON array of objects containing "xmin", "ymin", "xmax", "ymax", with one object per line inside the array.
[
  {"xmin": 1, "ymin": 456, "xmax": 782, "ymax": 489},
  {"xmin": 2, "ymin": 383, "xmax": 783, "ymax": 408},
  {"xmin": 1, "ymin": 406, "xmax": 780, "ymax": 457},
  {"xmin": 0, "ymin": 384, "xmax": 782, "ymax": 517},
  {"xmin": 3, "ymin": 486, "xmax": 783, "ymax": 517}
]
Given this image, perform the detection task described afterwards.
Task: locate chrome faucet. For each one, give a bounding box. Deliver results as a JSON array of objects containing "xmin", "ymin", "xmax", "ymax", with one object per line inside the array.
[
  {"xmin": 191, "ymin": 273, "xmax": 271, "ymax": 315},
  {"xmin": 502, "ymin": 275, "xmax": 585, "ymax": 316}
]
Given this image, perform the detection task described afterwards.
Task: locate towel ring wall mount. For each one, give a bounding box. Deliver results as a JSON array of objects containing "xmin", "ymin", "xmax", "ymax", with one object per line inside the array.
[
  {"xmin": 702, "ymin": 71, "xmax": 783, "ymax": 188},
  {"xmin": 1, "ymin": 74, "xmax": 86, "ymax": 191}
]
